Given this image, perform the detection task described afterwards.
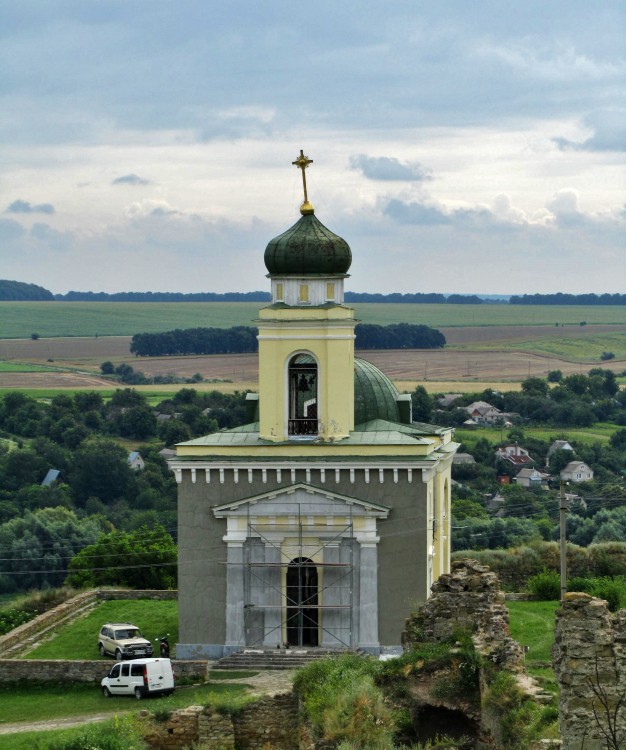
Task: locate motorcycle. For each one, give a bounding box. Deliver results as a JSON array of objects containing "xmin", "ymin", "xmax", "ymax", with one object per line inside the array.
[{"xmin": 156, "ymin": 635, "xmax": 170, "ymax": 658}]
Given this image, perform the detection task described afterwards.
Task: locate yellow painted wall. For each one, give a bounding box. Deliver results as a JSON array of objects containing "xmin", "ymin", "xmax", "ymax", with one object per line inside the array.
[{"xmin": 257, "ymin": 307, "xmax": 356, "ymax": 441}]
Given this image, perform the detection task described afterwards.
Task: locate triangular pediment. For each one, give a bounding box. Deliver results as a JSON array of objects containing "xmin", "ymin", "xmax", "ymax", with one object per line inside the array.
[{"xmin": 213, "ymin": 482, "xmax": 389, "ymax": 518}]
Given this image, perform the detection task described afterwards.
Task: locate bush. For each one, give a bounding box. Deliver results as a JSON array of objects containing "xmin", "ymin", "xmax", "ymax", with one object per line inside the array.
[
  {"xmin": 567, "ymin": 576, "xmax": 626, "ymax": 612},
  {"xmin": 294, "ymin": 654, "xmax": 394, "ymax": 747},
  {"xmin": 44, "ymin": 715, "xmax": 147, "ymax": 749},
  {"xmin": 483, "ymin": 671, "xmax": 556, "ymax": 748},
  {"xmin": 527, "ymin": 569, "xmax": 561, "ymax": 600}
]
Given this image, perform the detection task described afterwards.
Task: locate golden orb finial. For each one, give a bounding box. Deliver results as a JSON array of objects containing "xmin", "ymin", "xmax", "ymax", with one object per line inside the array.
[{"xmin": 292, "ymin": 149, "xmax": 315, "ymax": 215}]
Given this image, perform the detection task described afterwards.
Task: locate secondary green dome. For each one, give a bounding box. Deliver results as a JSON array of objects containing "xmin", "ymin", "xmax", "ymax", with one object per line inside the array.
[
  {"xmin": 264, "ymin": 213, "xmax": 352, "ymax": 276},
  {"xmin": 354, "ymin": 358, "xmax": 400, "ymax": 424}
]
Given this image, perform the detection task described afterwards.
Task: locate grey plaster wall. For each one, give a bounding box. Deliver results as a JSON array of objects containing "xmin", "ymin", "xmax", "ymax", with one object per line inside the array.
[{"xmin": 177, "ymin": 465, "xmax": 430, "ymax": 655}]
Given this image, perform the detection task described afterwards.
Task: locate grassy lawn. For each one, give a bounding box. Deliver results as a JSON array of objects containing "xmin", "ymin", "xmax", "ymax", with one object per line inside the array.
[
  {"xmin": 507, "ymin": 600, "xmax": 559, "ymax": 698},
  {"xmin": 0, "ymin": 680, "xmax": 249, "ymax": 726},
  {"xmin": 507, "ymin": 600, "xmax": 558, "ymax": 665},
  {"xmin": 25, "ymin": 600, "xmax": 178, "ymax": 660}
]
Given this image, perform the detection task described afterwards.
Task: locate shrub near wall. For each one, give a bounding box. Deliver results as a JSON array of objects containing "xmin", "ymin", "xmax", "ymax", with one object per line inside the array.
[{"xmin": 452, "ymin": 541, "xmax": 626, "ymax": 590}]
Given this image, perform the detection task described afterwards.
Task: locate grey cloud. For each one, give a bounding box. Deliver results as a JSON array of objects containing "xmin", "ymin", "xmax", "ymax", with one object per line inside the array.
[
  {"xmin": 384, "ymin": 198, "xmax": 450, "ymax": 225},
  {"xmin": 30, "ymin": 222, "xmax": 72, "ymax": 250},
  {"xmin": 0, "ymin": 218, "xmax": 26, "ymax": 241},
  {"xmin": 349, "ymin": 155, "xmax": 433, "ymax": 182},
  {"xmin": 553, "ymin": 109, "xmax": 626, "ymax": 152},
  {"xmin": 112, "ymin": 173, "xmax": 150, "ymax": 185},
  {"xmin": 6, "ymin": 199, "xmax": 55, "ymax": 214},
  {"xmin": 150, "ymin": 207, "xmax": 179, "ymax": 216}
]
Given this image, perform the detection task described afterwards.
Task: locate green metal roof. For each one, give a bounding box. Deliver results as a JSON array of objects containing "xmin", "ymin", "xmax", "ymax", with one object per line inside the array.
[
  {"xmin": 178, "ymin": 419, "xmax": 435, "ymax": 449},
  {"xmin": 354, "ymin": 358, "xmax": 400, "ymax": 424},
  {"xmin": 264, "ymin": 213, "xmax": 352, "ymax": 275}
]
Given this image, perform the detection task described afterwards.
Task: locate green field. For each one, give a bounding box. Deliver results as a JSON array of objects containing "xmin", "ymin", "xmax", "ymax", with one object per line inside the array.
[
  {"xmin": 0, "ymin": 301, "xmax": 624, "ymax": 339},
  {"xmin": 459, "ymin": 331, "xmax": 626, "ymax": 361},
  {"xmin": 0, "ymin": 362, "xmax": 59, "ymax": 373},
  {"xmin": 25, "ymin": 600, "xmax": 178, "ymax": 660},
  {"xmin": 456, "ymin": 424, "xmax": 618, "ymax": 447}
]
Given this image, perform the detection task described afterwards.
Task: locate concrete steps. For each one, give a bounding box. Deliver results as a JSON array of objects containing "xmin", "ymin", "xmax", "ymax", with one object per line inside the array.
[{"xmin": 211, "ymin": 647, "xmax": 349, "ymax": 671}]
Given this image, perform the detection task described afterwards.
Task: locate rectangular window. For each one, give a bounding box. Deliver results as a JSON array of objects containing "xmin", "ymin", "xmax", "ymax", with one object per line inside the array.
[
  {"xmin": 326, "ymin": 282, "xmax": 335, "ymax": 300},
  {"xmin": 299, "ymin": 284, "xmax": 309, "ymax": 303},
  {"xmin": 275, "ymin": 282, "xmax": 284, "ymax": 301}
]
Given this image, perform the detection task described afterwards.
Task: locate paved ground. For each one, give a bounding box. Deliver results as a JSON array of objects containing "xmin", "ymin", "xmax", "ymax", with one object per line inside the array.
[{"xmin": 211, "ymin": 668, "xmax": 296, "ymax": 697}]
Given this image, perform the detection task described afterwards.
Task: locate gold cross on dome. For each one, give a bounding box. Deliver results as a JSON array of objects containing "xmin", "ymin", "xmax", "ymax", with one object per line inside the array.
[{"xmin": 292, "ymin": 149, "xmax": 313, "ymax": 206}]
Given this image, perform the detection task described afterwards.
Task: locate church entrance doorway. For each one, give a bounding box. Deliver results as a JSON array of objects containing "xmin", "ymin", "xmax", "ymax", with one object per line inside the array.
[{"xmin": 286, "ymin": 557, "xmax": 319, "ymax": 646}]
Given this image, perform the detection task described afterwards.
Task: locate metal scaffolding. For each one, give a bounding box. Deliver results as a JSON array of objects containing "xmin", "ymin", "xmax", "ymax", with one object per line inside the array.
[{"xmin": 242, "ymin": 503, "xmax": 355, "ymax": 648}]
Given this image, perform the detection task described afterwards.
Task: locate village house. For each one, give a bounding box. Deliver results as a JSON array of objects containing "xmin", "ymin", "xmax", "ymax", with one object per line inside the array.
[
  {"xmin": 514, "ymin": 468, "xmax": 549, "ymax": 489},
  {"xmin": 560, "ymin": 461, "xmax": 594, "ymax": 483},
  {"xmin": 495, "ymin": 444, "xmax": 534, "ymax": 467},
  {"xmin": 545, "ymin": 439, "xmax": 574, "ymax": 466}
]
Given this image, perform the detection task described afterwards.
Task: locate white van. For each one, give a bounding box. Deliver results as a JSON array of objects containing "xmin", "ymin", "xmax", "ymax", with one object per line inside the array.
[{"xmin": 101, "ymin": 658, "xmax": 175, "ymax": 699}]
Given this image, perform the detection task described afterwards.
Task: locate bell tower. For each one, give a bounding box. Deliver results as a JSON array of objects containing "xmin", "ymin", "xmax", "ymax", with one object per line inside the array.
[{"xmin": 258, "ymin": 150, "xmax": 356, "ymax": 442}]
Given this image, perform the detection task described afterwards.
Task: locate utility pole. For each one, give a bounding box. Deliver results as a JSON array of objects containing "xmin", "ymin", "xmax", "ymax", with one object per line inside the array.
[{"xmin": 560, "ymin": 480, "xmax": 568, "ymax": 600}]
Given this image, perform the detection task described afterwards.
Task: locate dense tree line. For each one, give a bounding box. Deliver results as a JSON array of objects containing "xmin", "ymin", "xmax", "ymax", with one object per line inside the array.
[
  {"xmin": 130, "ymin": 322, "xmax": 446, "ymax": 357},
  {"xmin": 509, "ymin": 292, "xmax": 626, "ymax": 305},
  {"xmin": 436, "ymin": 369, "xmax": 626, "ymax": 430},
  {"xmin": 7, "ymin": 280, "xmax": 626, "ymax": 305},
  {"xmin": 130, "ymin": 326, "xmax": 259, "ymax": 356},
  {"xmin": 0, "ymin": 279, "xmax": 54, "ymax": 301},
  {"xmin": 56, "ymin": 290, "xmax": 270, "ymax": 302},
  {"xmin": 355, "ymin": 323, "xmax": 446, "ymax": 349}
]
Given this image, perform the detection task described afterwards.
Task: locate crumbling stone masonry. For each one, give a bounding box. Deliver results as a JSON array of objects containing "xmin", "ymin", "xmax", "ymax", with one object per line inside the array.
[
  {"xmin": 553, "ymin": 592, "xmax": 626, "ymax": 750},
  {"xmin": 142, "ymin": 693, "xmax": 300, "ymax": 750},
  {"xmin": 402, "ymin": 558, "xmax": 524, "ymax": 670}
]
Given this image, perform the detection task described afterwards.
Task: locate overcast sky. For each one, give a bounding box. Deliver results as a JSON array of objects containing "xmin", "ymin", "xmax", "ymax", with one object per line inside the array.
[{"xmin": 1, "ymin": 1, "xmax": 624, "ymax": 295}]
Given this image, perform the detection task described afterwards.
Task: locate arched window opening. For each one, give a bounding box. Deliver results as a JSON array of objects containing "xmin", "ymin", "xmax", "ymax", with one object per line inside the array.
[
  {"xmin": 286, "ymin": 557, "xmax": 319, "ymax": 647},
  {"xmin": 288, "ymin": 354, "xmax": 318, "ymax": 436}
]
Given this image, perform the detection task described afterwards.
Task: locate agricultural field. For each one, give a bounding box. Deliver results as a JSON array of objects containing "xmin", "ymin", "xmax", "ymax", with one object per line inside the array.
[
  {"xmin": 0, "ymin": 302, "xmax": 624, "ymax": 393},
  {"xmin": 1, "ymin": 301, "xmax": 624, "ymax": 340}
]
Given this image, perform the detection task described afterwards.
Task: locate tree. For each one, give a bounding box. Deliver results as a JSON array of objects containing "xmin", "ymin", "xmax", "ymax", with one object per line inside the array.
[
  {"xmin": 0, "ymin": 507, "xmax": 104, "ymax": 593},
  {"xmin": 610, "ymin": 429, "xmax": 626, "ymax": 451},
  {"xmin": 411, "ymin": 385, "xmax": 433, "ymax": 422},
  {"xmin": 158, "ymin": 419, "xmax": 192, "ymax": 446},
  {"xmin": 100, "ymin": 361, "xmax": 115, "ymax": 375},
  {"xmin": 547, "ymin": 370, "xmax": 563, "ymax": 383},
  {"xmin": 66, "ymin": 524, "xmax": 177, "ymax": 589},
  {"xmin": 521, "ymin": 377, "xmax": 549, "ymax": 398},
  {"xmin": 69, "ymin": 438, "xmax": 136, "ymax": 505}
]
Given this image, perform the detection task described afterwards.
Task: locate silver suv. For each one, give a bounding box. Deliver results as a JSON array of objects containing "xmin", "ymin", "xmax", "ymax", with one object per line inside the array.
[{"xmin": 98, "ymin": 623, "xmax": 154, "ymax": 660}]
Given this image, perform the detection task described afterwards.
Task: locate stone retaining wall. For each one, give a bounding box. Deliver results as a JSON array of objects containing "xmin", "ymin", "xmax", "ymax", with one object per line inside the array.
[
  {"xmin": 142, "ymin": 693, "xmax": 300, "ymax": 750},
  {"xmin": 553, "ymin": 592, "xmax": 626, "ymax": 750},
  {"xmin": 0, "ymin": 659, "xmax": 207, "ymax": 684}
]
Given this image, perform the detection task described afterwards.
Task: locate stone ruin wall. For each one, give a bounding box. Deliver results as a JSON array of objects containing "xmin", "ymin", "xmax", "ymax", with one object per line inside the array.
[
  {"xmin": 403, "ymin": 558, "xmax": 524, "ymax": 671},
  {"xmin": 142, "ymin": 693, "xmax": 300, "ymax": 750},
  {"xmin": 553, "ymin": 592, "xmax": 626, "ymax": 750},
  {"xmin": 402, "ymin": 559, "xmax": 527, "ymax": 748}
]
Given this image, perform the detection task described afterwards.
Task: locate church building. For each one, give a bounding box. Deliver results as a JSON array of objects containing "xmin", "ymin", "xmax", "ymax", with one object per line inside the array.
[{"xmin": 172, "ymin": 152, "xmax": 458, "ymax": 658}]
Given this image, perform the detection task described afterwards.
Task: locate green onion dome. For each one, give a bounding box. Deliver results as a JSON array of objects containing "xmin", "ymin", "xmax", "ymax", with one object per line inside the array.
[
  {"xmin": 264, "ymin": 213, "xmax": 352, "ymax": 276},
  {"xmin": 354, "ymin": 358, "xmax": 400, "ymax": 424}
]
